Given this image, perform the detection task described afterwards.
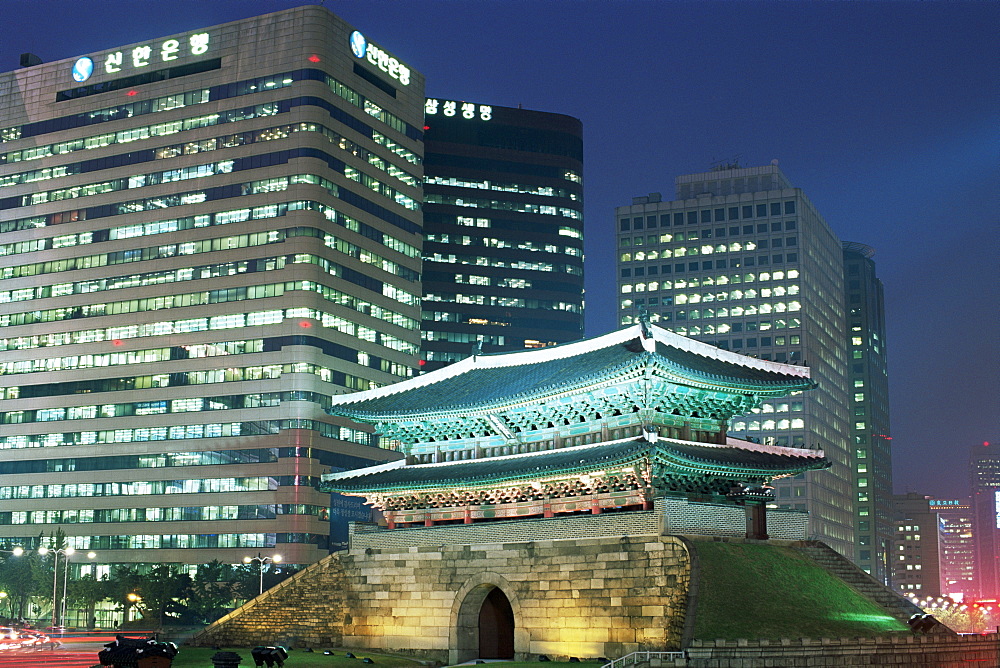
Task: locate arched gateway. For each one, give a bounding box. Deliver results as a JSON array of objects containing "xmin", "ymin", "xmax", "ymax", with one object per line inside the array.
[
  {"xmin": 478, "ymin": 587, "xmax": 515, "ymax": 659},
  {"xmin": 450, "ymin": 574, "xmax": 521, "ymax": 664}
]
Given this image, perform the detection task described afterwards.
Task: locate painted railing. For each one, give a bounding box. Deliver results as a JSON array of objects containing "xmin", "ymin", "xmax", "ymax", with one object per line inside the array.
[{"xmin": 601, "ymin": 650, "xmax": 687, "ymax": 668}]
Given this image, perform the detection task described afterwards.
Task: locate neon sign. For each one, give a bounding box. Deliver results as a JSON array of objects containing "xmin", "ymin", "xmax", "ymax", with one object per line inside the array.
[
  {"xmin": 425, "ymin": 99, "xmax": 493, "ymax": 121},
  {"xmin": 349, "ymin": 31, "xmax": 410, "ymax": 86},
  {"xmin": 71, "ymin": 57, "xmax": 94, "ymax": 82},
  {"xmin": 72, "ymin": 33, "xmax": 211, "ymax": 81}
]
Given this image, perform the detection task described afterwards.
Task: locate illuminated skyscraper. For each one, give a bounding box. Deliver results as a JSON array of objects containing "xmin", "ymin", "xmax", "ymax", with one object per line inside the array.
[
  {"xmin": 970, "ymin": 440, "xmax": 1000, "ymax": 599},
  {"xmin": 420, "ymin": 100, "xmax": 584, "ymax": 370},
  {"xmin": 0, "ymin": 7, "xmax": 424, "ymax": 568},
  {"xmin": 930, "ymin": 498, "xmax": 976, "ymax": 601},
  {"xmin": 842, "ymin": 241, "xmax": 892, "ymax": 582},
  {"xmin": 892, "ymin": 493, "xmax": 941, "ymax": 597},
  {"xmin": 615, "ymin": 164, "xmax": 854, "ymax": 557}
]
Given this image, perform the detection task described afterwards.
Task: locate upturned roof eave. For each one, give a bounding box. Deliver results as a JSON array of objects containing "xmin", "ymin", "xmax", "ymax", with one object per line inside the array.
[{"xmin": 329, "ymin": 352, "xmax": 815, "ymax": 424}]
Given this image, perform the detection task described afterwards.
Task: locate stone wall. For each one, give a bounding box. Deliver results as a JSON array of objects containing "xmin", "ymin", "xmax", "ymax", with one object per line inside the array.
[
  {"xmin": 683, "ymin": 634, "xmax": 1000, "ymax": 667},
  {"xmin": 194, "ymin": 535, "xmax": 693, "ymax": 663}
]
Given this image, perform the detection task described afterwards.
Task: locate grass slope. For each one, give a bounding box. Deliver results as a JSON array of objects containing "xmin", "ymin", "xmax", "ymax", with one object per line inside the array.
[
  {"xmin": 690, "ymin": 542, "xmax": 909, "ymax": 640},
  {"xmin": 170, "ymin": 647, "xmax": 424, "ymax": 668},
  {"xmin": 169, "ymin": 650, "xmax": 600, "ymax": 668}
]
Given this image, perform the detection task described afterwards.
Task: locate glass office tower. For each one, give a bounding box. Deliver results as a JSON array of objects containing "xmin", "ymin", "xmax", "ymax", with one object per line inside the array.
[
  {"xmin": 421, "ymin": 101, "xmax": 584, "ymax": 370},
  {"xmin": 970, "ymin": 441, "xmax": 1000, "ymax": 599},
  {"xmin": 0, "ymin": 6, "xmax": 424, "ymax": 568},
  {"xmin": 615, "ymin": 164, "xmax": 853, "ymax": 557},
  {"xmin": 842, "ymin": 241, "xmax": 892, "ymax": 581}
]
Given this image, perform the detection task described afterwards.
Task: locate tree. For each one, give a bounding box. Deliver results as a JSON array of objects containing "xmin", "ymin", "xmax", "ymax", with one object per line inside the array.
[
  {"xmin": 134, "ymin": 565, "xmax": 191, "ymax": 629},
  {"xmin": 66, "ymin": 574, "xmax": 109, "ymax": 629},
  {"xmin": 186, "ymin": 560, "xmax": 240, "ymax": 624},
  {"xmin": 0, "ymin": 543, "xmax": 49, "ymax": 622}
]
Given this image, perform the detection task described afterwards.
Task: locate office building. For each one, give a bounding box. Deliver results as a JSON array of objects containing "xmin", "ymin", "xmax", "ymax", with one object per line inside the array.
[
  {"xmin": 930, "ymin": 498, "xmax": 975, "ymax": 601},
  {"xmin": 970, "ymin": 440, "xmax": 1000, "ymax": 599},
  {"xmin": 420, "ymin": 101, "xmax": 583, "ymax": 370},
  {"xmin": 892, "ymin": 493, "xmax": 941, "ymax": 597},
  {"xmin": 0, "ymin": 6, "xmax": 424, "ymax": 568},
  {"xmin": 842, "ymin": 241, "xmax": 892, "ymax": 581},
  {"xmin": 615, "ymin": 164, "xmax": 854, "ymax": 557}
]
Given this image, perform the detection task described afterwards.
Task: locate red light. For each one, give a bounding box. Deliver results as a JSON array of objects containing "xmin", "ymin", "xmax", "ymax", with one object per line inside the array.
[
  {"xmin": 299, "ymin": 321, "xmax": 312, "ymax": 328},
  {"xmin": 985, "ymin": 441, "xmax": 991, "ymax": 447},
  {"xmin": 308, "ymin": 55, "xmax": 321, "ymax": 63},
  {"xmin": 418, "ymin": 360, "xmax": 426, "ymax": 366},
  {"xmin": 126, "ymin": 90, "xmax": 138, "ymax": 97},
  {"xmin": 112, "ymin": 339, "xmax": 123, "ymax": 346},
  {"xmin": 423, "ymin": 125, "xmax": 430, "ymax": 131}
]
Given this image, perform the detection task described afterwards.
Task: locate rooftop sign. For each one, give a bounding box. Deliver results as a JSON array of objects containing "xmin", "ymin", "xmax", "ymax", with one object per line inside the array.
[
  {"xmin": 71, "ymin": 32, "xmax": 211, "ymax": 82},
  {"xmin": 425, "ymin": 99, "xmax": 493, "ymax": 121},
  {"xmin": 349, "ymin": 30, "xmax": 410, "ymax": 86}
]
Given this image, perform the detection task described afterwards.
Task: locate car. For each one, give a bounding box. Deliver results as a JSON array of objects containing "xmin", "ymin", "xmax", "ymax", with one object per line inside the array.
[{"xmin": 0, "ymin": 628, "xmax": 18, "ymax": 650}]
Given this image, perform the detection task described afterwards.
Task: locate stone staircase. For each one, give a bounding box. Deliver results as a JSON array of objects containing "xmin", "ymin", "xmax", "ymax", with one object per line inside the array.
[
  {"xmin": 793, "ymin": 541, "xmax": 924, "ymax": 624},
  {"xmin": 192, "ymin": 552, "xmax": 348, "ymax": 649}
]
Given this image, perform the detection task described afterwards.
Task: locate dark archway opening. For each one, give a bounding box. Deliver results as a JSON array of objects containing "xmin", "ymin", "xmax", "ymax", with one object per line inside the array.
[{"xmin": 478, "ymin": 587, "xmax": 514, "ymax": 659}]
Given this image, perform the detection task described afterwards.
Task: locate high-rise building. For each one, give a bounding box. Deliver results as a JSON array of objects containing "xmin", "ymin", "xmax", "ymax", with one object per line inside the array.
[
  {"xmin": 842, "ymin": 241, "xmax": 892, "ymax": 581},
  {"xmin": 970, "ymin": 440, "xmax": 1000, "ymax": 599},
  {"xmin": 0, "ymin": 6, "xmax": 425, "ymax": 568},
  {"xmin": 930, "ymin": 498, "xmax": 976, "ymax": 601},
  {"xmin": 614, "ymin": 164, "xmax": 854, "ymax": 556},
  {"xmin": 892, "ymin": 493, "xmax": 941, "ymax": 597},
  {"xmin": 420, "ymin": 100, "xmax": 584, "ymax": 370}
]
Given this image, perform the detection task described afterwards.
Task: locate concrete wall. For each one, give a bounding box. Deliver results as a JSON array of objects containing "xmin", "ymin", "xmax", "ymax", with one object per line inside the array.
[{"xmin": 195, "ymin": 535, "xmax": 692, "ymax": 663}]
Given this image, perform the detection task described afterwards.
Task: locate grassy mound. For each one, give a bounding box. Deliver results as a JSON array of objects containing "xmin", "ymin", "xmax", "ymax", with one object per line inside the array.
[
  {"xmin": 170, "ymin": 647, "xmax": 424, "ymax": 668},
  {"xmin": 690, "ymin": 541, "xmax": 909, "ymax": 640}
]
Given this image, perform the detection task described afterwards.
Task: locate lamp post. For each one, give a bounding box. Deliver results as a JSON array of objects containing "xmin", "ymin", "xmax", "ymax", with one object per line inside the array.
[
  {"xmin": 126, "ymin": 592, "xmax": 141, "ymax": 625},
  {"xmin": 38, "ymin": 547, "xmax": 77, "ymax": 629},
  {"xmin": 242, "ymin": 553, "xmax": 282, "ymax": 596},
  {"xmin": 60, "ymin": 551, "xmax": 96, "ymax": 627}
]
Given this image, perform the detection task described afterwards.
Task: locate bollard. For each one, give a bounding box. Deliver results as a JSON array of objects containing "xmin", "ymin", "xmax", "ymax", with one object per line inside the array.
[{"xmin": 211, "ymin": 650, "xmax": 243, "ymax": 668}]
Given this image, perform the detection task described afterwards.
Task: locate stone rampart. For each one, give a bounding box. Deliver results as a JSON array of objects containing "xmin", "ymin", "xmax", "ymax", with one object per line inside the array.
[
  {"xmin": 683, "ymin": 634, "xmax": 999, "ymax": 666},
  {"xmin": 194, "ymin": 534, "xmax": 692, "ymax": 663}
]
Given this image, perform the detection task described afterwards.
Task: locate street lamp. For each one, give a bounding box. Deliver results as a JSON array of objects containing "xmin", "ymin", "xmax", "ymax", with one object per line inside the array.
[
  {"xmin": 242, "ymin": 553, "xmax": 283, "ymax": 595},
  {"xmin": 60, "ymin": 550, "xmax": 97, "ymax": 627},
  {"xmin": 38, "ymin": 546, "xmax": 78, "ymax": 629},
  {"xmin": 126, "ymin": 593, "xmax": 141, "ymax": 624}
]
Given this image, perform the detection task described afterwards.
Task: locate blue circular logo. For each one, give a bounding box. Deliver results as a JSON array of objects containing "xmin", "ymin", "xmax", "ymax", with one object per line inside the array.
[
  {"xmin": 71, "ymin": 57, "xmax": 94, "ymax": 83},
  {"xmin": 349, "ymin": 31, "xmax": 367, "ymax": 59}
]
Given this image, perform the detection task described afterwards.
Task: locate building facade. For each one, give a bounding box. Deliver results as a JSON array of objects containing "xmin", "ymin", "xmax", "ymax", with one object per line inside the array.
[
  {"xmin": 930, "ymin": 498, "xmax": 975, "ymax": 601},
  {"xmin": 970, "ymin": 440, "xmax": 1000, "ymax": 600},
  {"xmin": 0, "ymin": 6, "xmax": 424, "ymax": 568},
  {"xmin": 614, "ymin": 164, "xmax": 854, "ymax": 557},
  {"xmin": 842, "ymin": 241, "xmax": 892, "ymax": 581},
  {"xmin": 891, "ymin": 493, "xmax": 941, "ymax": 597},
  {"xmin": 420, "ymin": 101, "xmax": 583, "ymax": 370}
]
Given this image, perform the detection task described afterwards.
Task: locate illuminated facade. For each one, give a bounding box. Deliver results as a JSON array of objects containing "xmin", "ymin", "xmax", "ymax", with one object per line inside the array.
[
  {"xmin": 0, "ymin": 6, "xmax": 424, "ymax": 568},
  {"xmin": 842, "ymin": 241, "xmax": 892, "ymax": 582},
  {"xmin": 614, "ymin": 165, "xmax": 853, "ymax": 557},
  {"xmin": 420, "ymin": 102, "xmax": 583, "ymax": 370},
  {"xmin": 970, "ymin": 441, "xmax": 1000, "ymax": 599},
  {"xmin": 930, "ymin": 498, "xmax": 975, "ymax": 601},
  {"xmin": 322, "ymin": 322, "xmax": 829, "ymax": 533},
  {"xmin": 891, "ymin": 493, "xmax": 941, "ymax": 597}
]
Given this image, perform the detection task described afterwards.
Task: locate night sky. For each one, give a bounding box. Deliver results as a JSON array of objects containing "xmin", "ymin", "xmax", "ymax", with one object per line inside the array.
[{"xmin": 1, "ymin": 1, "xmax": 996, "ymax": 499}]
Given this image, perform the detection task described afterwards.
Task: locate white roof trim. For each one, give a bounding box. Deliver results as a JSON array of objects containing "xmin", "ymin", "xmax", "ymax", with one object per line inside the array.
[
  {"xmin": 323, "ymin": 457, "xmax": 406, "ymax": 481},
  {"xmin": 649, "ymin": 325, "xmax": 811, "ymax": 379},
  {"xmin": 328, "ymin": 324, "xmax": 810, "ymax": 408}
]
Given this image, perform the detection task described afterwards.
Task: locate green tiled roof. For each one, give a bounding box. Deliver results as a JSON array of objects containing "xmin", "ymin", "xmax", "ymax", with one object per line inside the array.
[
  {"xmin": 322, "ymin": 439, "xmax": 648, "ymax": 492},
  {"xmin": 321, "ymin": 437, "xmax": 829, "ymax": 494},
  {"xmin": 330, "ymin": 334, "xmax": 813, "ymax": 420}
]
